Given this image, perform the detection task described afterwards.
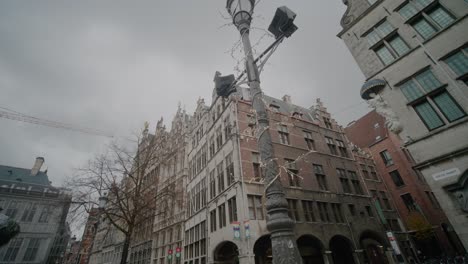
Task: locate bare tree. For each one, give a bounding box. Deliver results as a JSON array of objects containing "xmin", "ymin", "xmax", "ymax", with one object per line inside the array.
[{"xmin": 68, "ymin": 124, "xmax": 177, "ymax": 264}]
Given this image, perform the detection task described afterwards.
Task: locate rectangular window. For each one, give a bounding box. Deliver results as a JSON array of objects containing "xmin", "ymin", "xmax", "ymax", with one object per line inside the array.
[
  {"xmin": 413, "ymin": 18, "xmax": 437, "ymax": 39},
  {"xmin": 227, "ymin": 197, "xmax": 238, "ymax": 223},
  {"xmin": 2, "ymin": 238, "xmax": 23, "ymax": 262},
  {"xmin": 390, "ymin": 170, "xmax": 405, "ymax": 187},
  {"xmin": 336, "ymin": 140, "xmax": 349, "ymax": 158},
  {"xmin": 287, "ymin": 199, "xmax": 300, "ymax": 222},
  {"xmin": 302, "ymin": 200, "xmax": 316, "ymax": 222},
  {"xmin": 5, "ymin": 201, "xmax": 19, "ymax": 219},
  {"xmin": 365, "ymin": 20, "xmax": 409, "ymax": 65},
  {"xmin": 331, "ymin": 203, "xmax": 345, "ymax": 223},
  {"xmin": 388, "ymin": 36, "xmax": 410, "ymax": 56},
  {"xmin": 218, "ymin": 204, "xmax": 226, "ymax": 228},
  {"xmin": 414, "ymin": 101, "xmax": 445, "ymax": 129},
  {"xmin": 389, "ymin": 219, "xmax": 402, "ymax": 232},
  {"xmin": 224, "ymin": 117, "xmax": 231, "ymax": 140},
  {"xmin": 361, "ymin": 164, "xmax": 370, "ymax": 179},
  {"xmin": 252, "ymin": 152, "xmax": 262, "ymax": 181},
  {"xmin": 444, "ymin": 48, "xmax": 468, "ymax": 76},
  {"xmin": 21, "ymin": 203, "xmax": 37, "ymax": 222},
  {"xmin": 432, "ymin": 92, "xmax": 466, "ymax": 122},
  {"xmin": 23, "ymin": 238, "xmax": 41, "ymax": 261},
  {"xmin": 380, "ymin": 191, "xmax": 392, "ymax": 210},
  {"xmin": 365, "ymin": 206, "xmax": 374, "ymax": 217},
  {"xmin": 401, "ymin": 193, "xmax": 417, "ymax": 211},
  {"xmin": 428, "ymin": 6, "xmax": 454, "ymax": 28},
  {"xmin": 210, "ymin": 209, "xmax": 216, "ymax": 232},
  {"xmin": 209, "ymin": 170, "xmax": 216, "ymax": 199},
  {"xmin": 38, "ymin": 205, "xmax": 51, "ymax": 223},
  {"xmin": 209, "ymin": 137, "xmax": 215, "ymax": 158},
  {"xmin": 369, "ymin": 166, "xmax": 378, "ymax": 180},
  {"xmin": 317, "ymin": 202, "xmax": 331, "ymax": 222},
  {"xmin": 285, "ymin": 159, "xmax": 300, "ymax": 187},
  {"xmin": 399, "ymin": 2, "xmax": 455, "ymax": 39},
  {"xmin": 278, "ymin": 125, "xmax": 290, "ymax": 145},
  {"xmin": 325, "ymin": 137, "xmax": 338, "ymax": 155},
  {"xmin": 376, "ymin": 45, "xmax": 395, "ymax": 65},
  {"xmin": 217, "ymin": 163, "xmax": 225, "ymax": 193},
  {"xmin": 380, "ymin": 150, "xmax": 394, "ymax": 166},
  {"xmin": 323, "ymin": 117, "xmax": 333, "ymax": 129},
  {"xmin": 399, "ymin": 3, "xmax": 418, "ymax": 19},
  {"xmin": 351, "ymin": 180, "xmax": 364, "ymax": 195},
  {"xmin": 225, "ymin": 153, "xmax": 235, "ymax": 186},
  {"xmin": 247, "ymin": 195, "xmax": 264, "ymax": 220},
  {"xmin": 337, "ymin": 169, "xmax": 352, "ymax": 194},
  {"xmin": 313, "ymin": 164, "xmax": 328, "ymax": 191},
  {"xmin": 216, "ymin": 127, "xmax": 223, "ymax": 150},
  {"xmin": 303, "ymin": 131, "xmax": 316, "ymax": 150}
]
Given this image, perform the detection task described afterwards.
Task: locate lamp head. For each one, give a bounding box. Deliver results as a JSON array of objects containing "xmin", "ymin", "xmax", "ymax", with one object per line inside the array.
[
  {"xmin": 214, "ymin": 71, "xmax": 236, "ymax": 98},
  {"xmin": 226, "ymin": 0, "xmax": 255, "ymax": 27},
  {"xmin": 98, "ymin": 195, "xmax": 108, "ymax": 209},
  {"xmin": 268, "ymin": 6, "xmax": 298, "ymax": 39}
]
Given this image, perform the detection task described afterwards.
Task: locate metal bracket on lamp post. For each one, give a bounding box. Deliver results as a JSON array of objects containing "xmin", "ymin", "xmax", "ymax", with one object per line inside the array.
[{"xmin": 223, "ymin": 1, "xmax": 303, "ymax": 264}]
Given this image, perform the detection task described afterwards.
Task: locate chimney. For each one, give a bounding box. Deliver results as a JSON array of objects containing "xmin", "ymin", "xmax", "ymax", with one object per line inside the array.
[
  {"xmin": 282, "ymin": 94, "xmax": 292, "ymax": 104},
  {"xmin": 31, "ymin": 157, "xmax": 45, "ymax": 176}
]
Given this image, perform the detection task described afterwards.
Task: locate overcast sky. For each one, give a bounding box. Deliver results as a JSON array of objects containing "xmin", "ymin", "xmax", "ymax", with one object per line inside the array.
[{"xmin": 0, "ymin": 1, "xmax": 369, "ymax": 187}]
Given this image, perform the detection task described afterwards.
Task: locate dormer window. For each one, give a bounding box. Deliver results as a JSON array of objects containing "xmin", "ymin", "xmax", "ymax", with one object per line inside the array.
[
  {"xmin": 292, "ymin": 112, "xmax": 303, "ymax": 118},
  {"xmin": 269, "ymin": 104, "xmax": 280, "ymax": 112}
]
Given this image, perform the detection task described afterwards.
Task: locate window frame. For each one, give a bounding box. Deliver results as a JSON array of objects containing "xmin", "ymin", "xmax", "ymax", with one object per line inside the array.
[
  {"xmin": 389, "ymin": 169, "xmax": 406, "ymax": 187},
  {"xmin": 363, "ymin": 19, "xmax": 410, "ymax": 66},
  {"xmin": 278, "ymin": 124, "xmax": 290, "ymax": 145},
  {"xmin": 397, "ymin": 1, "xmax": 456, "ymax": 40}
]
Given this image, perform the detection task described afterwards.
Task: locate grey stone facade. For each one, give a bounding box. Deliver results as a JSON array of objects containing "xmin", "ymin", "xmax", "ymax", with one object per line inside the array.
[
  {"xmin": 0, "ymin": 157, "xmax": 71, "ymax": 263},
  {"xmin": 338, "ymin": 0, "xmax": 468, "ymax": 251}
]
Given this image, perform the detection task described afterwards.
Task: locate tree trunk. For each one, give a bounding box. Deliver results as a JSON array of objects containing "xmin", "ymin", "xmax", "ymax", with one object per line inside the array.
[{"xmin": 120, "ymin": 235, "xmax": 131, "ymax": 264}]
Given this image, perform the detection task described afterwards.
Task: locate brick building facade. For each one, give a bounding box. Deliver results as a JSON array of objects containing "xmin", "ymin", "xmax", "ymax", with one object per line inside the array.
[
  {"xmin": 346, "ymin": 110, "xmax": 465, "ymax": 258},
  {"xmin": 182, "ymin": 90, "xmax": 399, "ymax": 264}
]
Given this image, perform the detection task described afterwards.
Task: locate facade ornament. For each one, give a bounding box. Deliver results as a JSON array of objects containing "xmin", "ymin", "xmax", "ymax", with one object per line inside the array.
[
  {"xmin": 454, "ymin": 190, "xmax": 468, "ymax": 213},
  {"xmin": 367, "ymin": 93, "xmax": 403, "ymax": 134}
]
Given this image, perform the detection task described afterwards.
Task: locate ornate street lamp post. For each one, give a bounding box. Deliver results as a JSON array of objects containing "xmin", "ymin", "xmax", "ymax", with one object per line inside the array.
[{"xmin": 225, "ymin": 1, "xmax": 303, "ymax": 263}]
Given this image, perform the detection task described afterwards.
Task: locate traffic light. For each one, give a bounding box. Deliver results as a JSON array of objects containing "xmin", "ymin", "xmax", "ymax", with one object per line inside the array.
[
  {"xmin": 214, "ymin": 71, "xmax": 236, "ymax": 98},
  {"xmin": 167, "ymin": 249, "xmax": 173, "ymax": 260},
  {"xmin": 176, "ymin": 247, "xmax": 181, "ymax": 258}
]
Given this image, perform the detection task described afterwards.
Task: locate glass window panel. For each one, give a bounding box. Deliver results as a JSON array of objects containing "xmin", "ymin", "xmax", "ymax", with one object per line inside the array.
[
  {"xmin": 367, "ymin": 30, "xmax": 380, "ymax": 46},
  {"xmin": 389, "ymin": 36, "xmax": 410, "ymax": 56},
  {"xmin": 415, "ymin": 69, "xmax": 441, "ymax": 92},
  {"xmin": 433, "ymin": 92, "xmax": 466, "ymax": 122},
  {"xmin": 376, "ymin": 21, "xmax": 394, "ymax": 36},
  {"xmin": 415, "ymin": 0, "xmax": 434, "ymax": 8},
  {"xmin": 400, "ymin": 80, "xmax": 424, "ymax": 101},
  {"xmin": 413, "ymin": 18, "xmax": 437, "ymax": 39},
  {"xmin": 399, "ymin": 3, "xmax": 418, "ymax": 20},
  {"xmin": 414, "ymin": 101, "xmax": 444, "ymax": 129},
  {"xmin": 428, "ymin": 7, "xmax": 454, "ymax": 29},
  {"xmin": 445, "ymin": 51, "xmax": 468, "ymax": 76},
  {"xmin": 376, "ymin": 45, "xmax": 395, "ymax": 65}
]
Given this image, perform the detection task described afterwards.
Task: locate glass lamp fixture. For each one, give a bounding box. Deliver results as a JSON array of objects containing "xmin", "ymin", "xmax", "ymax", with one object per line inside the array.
[{"xmin": 226, "ymin": 0, "xmax": 255, "ymax": 27}]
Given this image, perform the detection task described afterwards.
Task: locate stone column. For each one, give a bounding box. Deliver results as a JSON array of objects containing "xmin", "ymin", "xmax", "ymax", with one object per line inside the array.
[
  {"xmin": 385, "ymin": 249, "xmax": 397, "ymax": 264},
  {"xmin": 323, "ymin": 251, "xmax": 333, "ymax": 264},
  {"xmin": 238, "ymin": 254, "xmax": 253, "ymax": 264},
  {"xmin": 354, "ymin": 250, "xmax": 366, "ymax": 264}
]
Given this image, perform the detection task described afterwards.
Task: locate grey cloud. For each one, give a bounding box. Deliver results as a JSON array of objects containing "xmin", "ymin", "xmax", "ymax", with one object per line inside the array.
[{"xmin": 0, "ymin": 0, "xmax": 369, "ymax": 189}]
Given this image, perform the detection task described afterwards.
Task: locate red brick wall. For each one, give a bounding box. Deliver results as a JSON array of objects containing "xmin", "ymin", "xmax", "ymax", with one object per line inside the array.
[{"xmin": 345, "ymin": 111, "xmax": 454, "ymax": 253}]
